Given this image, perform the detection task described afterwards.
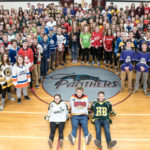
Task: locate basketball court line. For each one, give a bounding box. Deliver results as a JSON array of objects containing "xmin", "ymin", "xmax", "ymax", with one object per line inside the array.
[
  {"xmin": 0, "ymin": 111, "xmax": 46, "ymax": 114},
  {"xmin": 1, "ymin": 111, "xmax": 150, "ymax": 116},
  {"xmin": 0, "ymin": 135, "xmax": 150, "ymax": 141}
]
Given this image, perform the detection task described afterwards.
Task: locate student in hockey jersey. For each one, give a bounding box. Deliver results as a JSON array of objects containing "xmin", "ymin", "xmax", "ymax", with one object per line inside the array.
[
  {"xmin": 9, "ymin": 39, "xmax": 20, "ymax": 65},
  {"xmin": 39, "ymin": 34, "xmax": 50, "ymax": 79},
  {"xmin": 0, "ymin": 53, "xmax": 15, "ymax": 110},
  {"xmin": 68, "ymin": 87, "xmax": 92, "ymax": 145},
  {"xmin": 103, "ymin": 28, "xmax": 115, "ymax": 69},
  {"xmin": 133, "ymin": 42, "xmax": 150, "ymax": 95},
  {"xmin": 48, "ymin": 29, "xmax": 57, "ymax": 70},
  {"xmin": 62, "ymin": 28, "xmax": 69, "ymax": 63},
  {"xmin": 55, "ymin": 27, "xmax": 66, "ymax": 68},
  {"xmin": 91, "ymin": 25, "xmax": 103, "ymax": 66},
  {"xmin": 91, "ymin": 91, "xmax": 117, "ymax": 149},
  {"xmin": 18, "ymin": 39, "xmax": 33, "ymax": 89},
  {"xmin": 45, "ymin": 94, "xmax": 68, "ymax": 148},
  {"xmin": 12, "ymin": 55, "xmax": 31, "ymax": 103},
  {"xmin": 80, "ymin": 26, "xmax": 91, "ymax": 64},
  {"xmin": 120, "ymin": 39, "xmax": 135, "ymax": 92}
]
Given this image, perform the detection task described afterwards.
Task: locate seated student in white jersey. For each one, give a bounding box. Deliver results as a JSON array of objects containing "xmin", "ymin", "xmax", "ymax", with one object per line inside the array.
[
  {"xmin": 45, "ymin": 94, "xmax": 68, "ymax": 148},
  {"xmin": 68, "ymin": 87, "xmax": 92, "ymax": 145}
]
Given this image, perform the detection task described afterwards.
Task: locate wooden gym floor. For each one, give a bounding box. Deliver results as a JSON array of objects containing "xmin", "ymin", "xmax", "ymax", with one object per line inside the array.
[{"xmin": 0, "ymin": 62, "xmax": 150, "ymax": 150}]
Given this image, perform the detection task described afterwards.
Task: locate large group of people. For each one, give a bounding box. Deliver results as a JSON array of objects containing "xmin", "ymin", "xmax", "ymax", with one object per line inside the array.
[{"xmin": 0, "ymin": 1, "xmax": 150, "ymax": 148}]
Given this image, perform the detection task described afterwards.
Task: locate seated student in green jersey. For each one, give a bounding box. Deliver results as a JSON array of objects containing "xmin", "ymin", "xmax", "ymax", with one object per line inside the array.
[{"xmin": 91, "ymin": 91, "xmax": 117, "ymax": 149}]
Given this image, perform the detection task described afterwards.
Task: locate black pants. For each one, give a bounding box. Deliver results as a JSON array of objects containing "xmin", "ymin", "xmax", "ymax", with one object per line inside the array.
[
  {"xmin": 2, "ymin": 87, "xmax": 11, "ymax": 99},
  {"xmin": 63, "ymin": 46, "xmax": 68, "ymax": 63},
  {"xmin": 114, "ymin": 54, "xmax": 119, "ymax": 67},
  {"xmin": 0, "ymin": 85, "xmax": 2, "ymax": 95},
  {"xmin": 92, "ymin": 47, "xmax": 103, "ymax": 61},
  {"xmin": 30, "ymin": 71, "xmax": 33, "ymax": 89},
  {"xmin": 49, "ymin": 122, "xmax": 65, "ymax": 141},
  {"xmin": 82, "ymin": 48, "xmax": 89, "ymax": 62},
  {"xmin": 105, "ymin": 51, "xmax": 113, "ymax": 64},
  {"xmin": 78, "ymin": 44, "xmax": 82, "ymax": 58}
]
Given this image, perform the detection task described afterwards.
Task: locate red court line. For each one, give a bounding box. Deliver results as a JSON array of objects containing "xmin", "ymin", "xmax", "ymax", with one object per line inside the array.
[
  {"xmin": 31, "ymin": 88, "xmax": 49, "ymax": 105},
  {"xmin": 78, "ymin": 125, "xmax": 81, "ymax": 150},
  {"xmin": 56, "ymin": 139, "xmax": 60, "ymax": 150}
]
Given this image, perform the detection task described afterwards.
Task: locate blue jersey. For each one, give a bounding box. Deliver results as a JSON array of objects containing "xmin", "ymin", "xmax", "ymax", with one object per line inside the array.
[
  {"xmin": 134, "ymin": 51, "xmax": 150, "ymax": 72},
  {"xmin": 39, "ymin": 40, "xmax": 50, "ymax": 59},
  {"xmin": 63, "ymin": 33, "xmax": 69, "ymax": 47},
  {"xmin": 120, "ymin": 49, "xmax": 135, "ymax": 71},
  {"xmin": 114, "ymin": 37, "xmax": 122, "ymax": 55},
  {"xmin": 48, "ymin": 34, "xmax": 57, "ymax": 52},
  {"xmin": 138, "ymin": 38, "xmax": 150, "ymax": 50},
  {"xmin": 9, "ymin": 47, "xmax": 20, "ymax": 65}
]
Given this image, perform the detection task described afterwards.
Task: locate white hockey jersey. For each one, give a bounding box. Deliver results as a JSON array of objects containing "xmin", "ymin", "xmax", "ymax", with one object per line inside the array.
[{"xmin": 47, "ymin": 100, "xmax": 68, "ymax": 122}]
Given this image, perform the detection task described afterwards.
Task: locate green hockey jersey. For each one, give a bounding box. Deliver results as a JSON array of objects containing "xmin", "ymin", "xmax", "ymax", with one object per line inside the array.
[{"xmin": 91, "ymin": 99, "xmax": 113, "ymax": 123}]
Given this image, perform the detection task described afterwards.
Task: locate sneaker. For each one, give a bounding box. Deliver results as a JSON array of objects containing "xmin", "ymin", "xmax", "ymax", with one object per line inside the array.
[
  {"xmin": 68, "ymin": 133, "xmax": 75, "ymax": 145},
  {"xmin": 50, "ymin": 67, "xmax": 54, "ymax": 70},
  {"xmin": 97, "ymin": 61, "xmax": 100, "ymax": 66},
  {"xmin": 120, "ymin": 88, "xmax": 124, "ymax": 92},
  {"xmin": 48, "ymin": 139, "xmax": 53, "ymax": 148},
  {"xmin": 72, "ymin": 60, "xmax": 75, "ymax": 63},
  {"xmin": 128, "ymin": 88, "xmax": 133, "ymax": 93},
  {"xmin": 36, "ymin": 85, "xmax": 39, "ymax": 88},
  {"xmin": 94, "ymin": 139, "xmax": 102, "ymax": 148},
  {"xmin": 59, "ymin": 139, "xmax": 63, "ymax": 148},
  {"xmin": 85, "ymin": 134, "xmax": 92, "ymax": 145},
  {"xmin": 75, "ymin": 60, "xmax": 78, "ymax": 63},
  {"xmin": 9, "ymin": 97, "xmax": 16, "ymax": 101},
  {"xmin": 105, "ymin": 65, "xmax": 108, "ymax": 69},
  {"xmin": 107, "ymin": 140, "xmax": 117, "ymax": 148},
  {"xmin": 87, "ymin": 61, "xmax": 90, "ymax": 65},
  {"xmin": 104, "ymin": 60, "xmax": 106, "ymax": 64},
  {"xmin": 144, "ymin": 90, "xmax": 147, "ymax": 95},
  {"xmin": 91, "ymin": 61, "xmax": 95, "ymax": 65},
  {"xmin": 132, "ymin": 90, "xmax": 137, "ymax": 93},
  {"xmin": 0, "ymin": 105, "xmax": 4, "ymax": 111},
  {"xmin": 81, "ymin": 61, "xmax": 84, "ymax": 64},
  {"xmin": 24, "ymin": 96, "xmax": 30, "ymax": 101},
  {"xmin": 18, "ymin": 98, "xmax": 21, "ymax": 104}
]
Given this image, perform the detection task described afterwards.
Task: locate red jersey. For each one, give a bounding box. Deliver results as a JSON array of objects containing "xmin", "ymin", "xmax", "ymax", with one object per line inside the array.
[
  {"xmin": 18, "ymin": 48, "xmax": 34, "ymax": 71},
  {"xmin": 62, "ymin": 22, "xmax": 70, "ymax": 33},
  {"xmin": 103, "ymin": 35, "xmax": 114, "ymax": 52},
  {"xmin": 144, "ymin": 7, "xmax": 149, "ymax": 15},
  {"xmin": 0, "ymin": 42, "xmax": 11, "ymax": 52},
  {"xmin": 91, "ymin": 31, "xmax": 103, "ymax": 47}
]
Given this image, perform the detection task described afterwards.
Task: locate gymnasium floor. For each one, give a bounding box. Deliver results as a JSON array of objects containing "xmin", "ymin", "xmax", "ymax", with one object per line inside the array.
[{"xmin": 0, "ymin": 62, "xmax": 150, "ymax": 150}]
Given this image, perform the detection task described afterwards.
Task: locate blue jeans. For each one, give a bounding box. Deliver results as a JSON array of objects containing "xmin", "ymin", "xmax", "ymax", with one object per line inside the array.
[
  {"xmin": 41, "ymin": 57, "xmax": 47, "ymax": 76},
  {"xmin": 71, "ymin": 44, "xmax": 78, "ymax": 60},
  {"xmin": 71, "ymin": 115, "xmax": 89, "ymax": 137},
  {"xmin": 94, "ymin": 119, "xmax": 111, "ymax": 145}
]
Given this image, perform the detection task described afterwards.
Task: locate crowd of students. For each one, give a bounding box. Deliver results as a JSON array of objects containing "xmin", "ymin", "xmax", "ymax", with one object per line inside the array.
[{"xmin": 0, "ymin": 1, "xmax": 150, "ymax": 149}]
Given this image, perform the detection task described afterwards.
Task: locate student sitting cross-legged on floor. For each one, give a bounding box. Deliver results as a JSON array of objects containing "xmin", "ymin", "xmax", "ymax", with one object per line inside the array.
[{"xmin": 91, "ymin": 91, "xmax": 117, "ymax": 149}]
